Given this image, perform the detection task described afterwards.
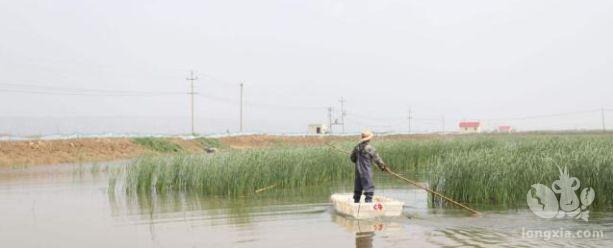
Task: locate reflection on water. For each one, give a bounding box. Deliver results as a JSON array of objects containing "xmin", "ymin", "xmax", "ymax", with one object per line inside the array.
[
  {"xmin": 111, "ymin": 184, "xmax": 339, "ymax": 225},
  {"xmin": 356, "ymin": 232, "xmax": 374, "ymax": 248},
  {"xmin": 331, "ymin": 213, "xmax": 404, "ymax": 248},
  {"xmin": 1, "ymin": 163, "xmax": 612, "ymax": 247}
]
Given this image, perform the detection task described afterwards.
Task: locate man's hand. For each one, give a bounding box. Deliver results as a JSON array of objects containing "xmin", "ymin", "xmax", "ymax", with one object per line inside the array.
[{"xmin": 380, "ymin": 164, "xmax": 388, "ymax": 172}]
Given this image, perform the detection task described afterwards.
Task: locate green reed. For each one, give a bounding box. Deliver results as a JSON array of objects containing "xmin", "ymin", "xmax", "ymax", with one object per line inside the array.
[
  {"xmin": 427, "ymin": 135, "xmax": 613, "ymax": 209},
  {"xmin": 124, "ymin": 146, "xmax": 356, "ymax": 196},
  {"xmin": 118, "ymin": 134, "xmax": 613, "ymax": 210}
]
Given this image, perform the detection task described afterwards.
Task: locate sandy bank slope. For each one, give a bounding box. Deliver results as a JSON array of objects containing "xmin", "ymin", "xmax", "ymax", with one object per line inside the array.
[
  {"xmin": 0, "ymin": 135, "xmax": 364, "ymax": 167},
  {"xmin": 0, "ymin": 138, "xmax": 145, "ymax": 166}
]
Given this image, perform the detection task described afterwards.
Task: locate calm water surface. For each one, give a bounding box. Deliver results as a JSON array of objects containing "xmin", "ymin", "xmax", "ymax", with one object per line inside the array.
[{"xmin": 1, "ymin": 163, "xmax": 612, "ymax": 247}]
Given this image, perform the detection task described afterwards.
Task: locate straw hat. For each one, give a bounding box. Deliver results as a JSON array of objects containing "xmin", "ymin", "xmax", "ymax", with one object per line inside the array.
[{"xmin": 360, "ymin": 130, "xmax": 374, "ymax": 142}]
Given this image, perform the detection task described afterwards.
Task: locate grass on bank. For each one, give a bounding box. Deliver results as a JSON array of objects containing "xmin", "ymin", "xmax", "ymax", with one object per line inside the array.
[
  {"xmin": 132, "ymin": 137, "xmax": 184, "ymax": 153},
  {"xmin": 194, "ymin": 137, "xmax": 225, "ymax": 149},
  {"xmin": 132, "ymin": 137, "xmax": 226, "ymax": 153}
]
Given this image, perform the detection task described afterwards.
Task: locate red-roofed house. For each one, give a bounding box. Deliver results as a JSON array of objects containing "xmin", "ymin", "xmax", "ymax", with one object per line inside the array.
[
  {"xmin": 458, "ymin": 121, "xmax": 481, "ymax": 133},
  {"xmin": 497, "ymin": 125, "xmax": 513, "ymax": 133}
]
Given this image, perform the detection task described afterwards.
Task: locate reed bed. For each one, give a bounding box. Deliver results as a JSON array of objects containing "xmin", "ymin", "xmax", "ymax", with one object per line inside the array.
[
  {"xmin": 428, "ymin": 135, "xmax": 613, "ymax": 209},
  {"xmin": 124, "ymin": 146, "xmax": 355, "ymax": 196},
  {"xmin": 118, "ymin": 134, "xmax": 613, "ymax": 210}
]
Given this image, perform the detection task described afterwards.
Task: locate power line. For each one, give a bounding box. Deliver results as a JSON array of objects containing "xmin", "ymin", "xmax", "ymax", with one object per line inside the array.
[
  {"xmin": 344, "ymin": 115, "xmax": 405, "ymax": 130},
  {"xmin": 245, "ymin": 101, "xmax": 325, "ymax": 110},
  {"xmin": 0, "ymin": 83, "xmax": 185, "ymax": 95},
  {"xmin": 196, "ymin": 93, "xmax": 235, "ymax": 103},
  {"xmin": 481, "ymin": 109, "xmax": 602, "ymax": 122},
  {"xmin": 0, "ymin": 81, "xmax": 328, "ymax": 110},
  {"xmin": 346, "ymin": 111, "xmax": 401, "ymax": 122},
  {"xmin": 195, "ymin": 93, "xmax": 327, "ymax": 111},
  {"xmin": 3, "ymin": 79, "xmax": 612, "ymax": 134},
  {"xmin": 198, "ymin": 74, "xmax": 243, "ymax": 88},
  {"xmin": 345, "ymin": 115, "xmax": 405, "ymax": 128},
  {"xmin": 0, "ymin": 88, "xmax": 185, "ymax": 97}
]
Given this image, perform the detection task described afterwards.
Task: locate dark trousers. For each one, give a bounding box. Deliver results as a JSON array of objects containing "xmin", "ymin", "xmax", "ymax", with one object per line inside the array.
[{"xmin": 353, "ymin": 175, "xmax": 374, "ymax": 203}]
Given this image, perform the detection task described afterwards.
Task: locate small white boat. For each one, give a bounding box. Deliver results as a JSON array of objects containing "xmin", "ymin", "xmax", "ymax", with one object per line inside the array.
[{"xmin": 330, "ymin": 193, "xmax": 404, "ymax": 219}]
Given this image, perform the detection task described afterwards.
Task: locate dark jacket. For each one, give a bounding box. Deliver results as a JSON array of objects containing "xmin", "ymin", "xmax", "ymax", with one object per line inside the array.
[{"xmin": 351, "ymin": 141, "xmax": 385, "ymax": 192}]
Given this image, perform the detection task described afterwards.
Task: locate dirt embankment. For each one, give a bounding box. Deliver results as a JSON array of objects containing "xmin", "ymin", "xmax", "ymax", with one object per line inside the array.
[
  {"xmin": 219, "ymin": 135, "xmax": 355, "ymax": 149},
  {"xmin": 0, "ymin": 135, "xmax": 358, "ymax": 167},
  {"xmin": 0, "ymin": 138, "xmax": 144, "ymax": 167},
  {"xmin": 0, "ymin": 134, "xmax": 440, "ymax": 167}
]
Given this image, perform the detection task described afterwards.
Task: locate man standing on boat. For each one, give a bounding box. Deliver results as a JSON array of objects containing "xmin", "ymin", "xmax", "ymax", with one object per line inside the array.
[{"xmin": 350, "ymin": 130, "xmax": 387, "ymax": 203}]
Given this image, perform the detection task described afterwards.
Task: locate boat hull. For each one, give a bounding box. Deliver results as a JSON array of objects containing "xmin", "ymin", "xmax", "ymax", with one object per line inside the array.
[{"xmin": 330, "ymin": 193, "xmax": 404, "ymax": 219}]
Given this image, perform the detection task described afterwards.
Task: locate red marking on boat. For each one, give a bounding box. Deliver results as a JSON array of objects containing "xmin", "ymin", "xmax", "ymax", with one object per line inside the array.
[{"xmin": 373, "ymin": 202, "xmax": 383, "ymax": 211}]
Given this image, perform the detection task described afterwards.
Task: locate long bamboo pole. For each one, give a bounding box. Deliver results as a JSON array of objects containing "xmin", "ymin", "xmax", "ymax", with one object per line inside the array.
[
  {"xmin": 255, "ymin": 184, "xmax": 277, "ymax": 194},
  {"xmin": 326, "ymin": 143, "xmax": 481, "ymax": 216}
]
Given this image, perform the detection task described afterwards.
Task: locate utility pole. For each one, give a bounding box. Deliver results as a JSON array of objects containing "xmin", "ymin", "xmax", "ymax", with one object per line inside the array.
[
  {"xmin": 240, "ymin": 82, "xmax": 244, "ymax": 133},
  {"xmin": 339, "ymin": 97, "xmax": 346, "ymax": 133},
  {"xmin": 408, "ymin": 107, "xmax": 413, "ymax": 134},
  {"xmin": 441, "ymin": 115, "xmax": 446, "ymax": 134},
  {"xmin": 602, "ymin": 107, "xmax": 606, "ymax": 132},
  {"xmin": 328, "ymin": 107, "xmax": 333, "ymax": 134},
  {"xmin": 186, "ymin": 71, "xmax": 198, "ymax": 135}
]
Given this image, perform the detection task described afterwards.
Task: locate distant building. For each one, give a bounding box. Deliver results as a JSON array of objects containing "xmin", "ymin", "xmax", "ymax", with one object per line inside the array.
[
  {"xmin": 458, "ymin": 121, "xmax": 481, "ymax": 133},
  {"xmin": 497, "ymin": 125, "xmax": 513, "ymax": 133},
  {"xmin": 308, "ymin": 124, "xmax": 328, "ymax": 135}
]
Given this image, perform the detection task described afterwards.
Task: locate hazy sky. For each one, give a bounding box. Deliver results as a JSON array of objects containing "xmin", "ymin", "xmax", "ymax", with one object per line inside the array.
[{"xmin": 1, "ymin": 0, "xmax": 612, "ymax": 136}]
